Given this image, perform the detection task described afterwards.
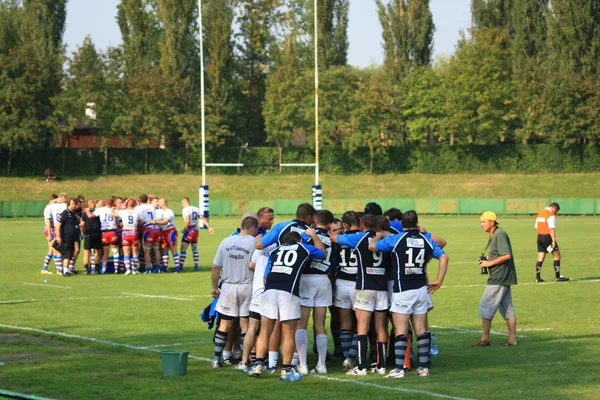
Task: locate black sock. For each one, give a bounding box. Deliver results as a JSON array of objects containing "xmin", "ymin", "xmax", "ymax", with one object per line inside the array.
[
  {"xmin": 376, "ymin": 341, "xmax": 387, "ymax": 369},
  {"xmin": 536, "ymin": 261, "xmax": 543, "ymax": 279},
  {"xmin": 340, "ymin": 330, "xmax": 352, "ymax": 358},
  {"xmin": 282, "ymin": 363, "xmax": 293, "ymax": 372},
  {"xmin": 357, "ymin": 335, "xmax": 368, "ymax": 370},
  {"xmin": 554, "ymin": 260, "xmax": 561, "ymax": 278}
]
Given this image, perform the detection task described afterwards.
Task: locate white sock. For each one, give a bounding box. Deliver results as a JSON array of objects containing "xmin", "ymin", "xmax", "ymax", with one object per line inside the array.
[
  {"xmin": 316, "ymin": 334, "xmax": 328, "ymax": 368},
  {"xmin": 292, "ymin": 352, "xmax": 299, "ymax": 366},
  {"xmin": 295, "ymin": 329, "xmax": 308, "ymax": 367},
  {"xmin": 223, "ymin": 350, "xmax": 232, "ymax": 361},
  {"xmin": 233, "ymin": 349, "xmax": 242, "ymax": 360},
  {"xmin": 268, "ymin": 351, "xmax": 279, "ymax": 369}
]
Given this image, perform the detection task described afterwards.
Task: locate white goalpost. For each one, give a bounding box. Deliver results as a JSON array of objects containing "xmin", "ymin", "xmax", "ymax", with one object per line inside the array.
[{"xmin": 196, "ymin": 0, "xmax": 322, "ymax": 222}]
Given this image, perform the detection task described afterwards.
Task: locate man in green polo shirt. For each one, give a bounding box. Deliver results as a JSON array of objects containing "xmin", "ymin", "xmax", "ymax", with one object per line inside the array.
[{"xmin": 472, "ymin": 211, "xmax": 518, "ymax": 347}]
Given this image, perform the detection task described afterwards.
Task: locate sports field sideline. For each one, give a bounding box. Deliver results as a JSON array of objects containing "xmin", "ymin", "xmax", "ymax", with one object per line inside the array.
[{"xmin": 1, "ymin": 214, "xmax": 599, "ymax": 399}]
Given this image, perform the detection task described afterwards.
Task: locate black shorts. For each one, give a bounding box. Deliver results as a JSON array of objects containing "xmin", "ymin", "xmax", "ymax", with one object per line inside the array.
[
  {"xmin": 84, "ymin": 233, "xmax": 103, "ymax": 251},
  {"xmin": 249, "ymin": 311, "xmax": 261, "ymax": 321},
  {"xmin": 62, "ymin": 241, "xmax": 76, "ymax": 261},
  {"xmin": 537, "ymin": 234, "xmax": 558, "ymax": 252}
]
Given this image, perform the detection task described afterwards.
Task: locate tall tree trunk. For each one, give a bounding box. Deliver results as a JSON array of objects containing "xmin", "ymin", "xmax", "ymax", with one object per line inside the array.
[
  {"xmin": 450, "ymin": 133, "xmax": 455, "ymax": 146},
  {"xmin": 428, "ymin": 128, "xmax": 435, "ymax": 145},
  {"xmin": 61, "ymin": 132, "xmax": 66, "ymax": 175},
  {"xmin": 144, "ymin": 147, "xmax": 149, "ymax": 174},
  {"xmin": 369, "ymin": 144, "xmax": 374, "ymax": 174},
  {"xmin": 185, "ymin": 143, "xmax": 189, "ymax": 173},
  {"xmin": 103, "ymin": 147, "xmax": 108, "ymax": 174},
  {"xmin": 6, "ymin": 149, "xmax": 11, "ymax": 175}
]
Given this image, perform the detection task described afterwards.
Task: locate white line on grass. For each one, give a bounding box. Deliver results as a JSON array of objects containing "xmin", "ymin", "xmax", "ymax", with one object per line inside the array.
[
  {"xmin": 314, "ymin": 376, "xmax": 475, "ymax": 400},
  {"xmin": 440, "ymin": 279, "xmax": 600, "ymax": 290},
  {"xmin": 120, "ymin": 292, "xmax": 193, "ymax": 301},
  {"xmin": 0, "ymin": 296, "xmax": 140, "ymax": 305},
  {"xmin": 23, "ymin": 282, "xmax": 71, "ymax": 289},
  {"xmin": 430, "ymin": 325, "xmax": 529, "ymax": 338},
  {"xmin": 0, "ymin": 324, "xmax": 477, "ymax": 399},
  {"xmin": 0, "ymin": 324, "xmax": 211, "ymax": 362},
  {"xmin": 141, "ymin": 342, "xmax": 211, "ymax": 349}
]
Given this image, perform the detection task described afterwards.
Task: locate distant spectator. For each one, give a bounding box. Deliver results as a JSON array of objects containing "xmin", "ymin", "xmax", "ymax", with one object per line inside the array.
[{"xmin": 44, "ymin": 168, "xmax": 57, "ymax": 182}]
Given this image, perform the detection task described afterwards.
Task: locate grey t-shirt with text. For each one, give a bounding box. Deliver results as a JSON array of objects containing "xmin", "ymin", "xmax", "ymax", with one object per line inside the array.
[{"xmin": 213, "ymin": 235, "xmax": 256, "ymax": 284}]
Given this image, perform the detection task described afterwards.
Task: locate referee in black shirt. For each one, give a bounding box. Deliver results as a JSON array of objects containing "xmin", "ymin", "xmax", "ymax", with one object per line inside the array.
[{"xmin": 56, "ymin": 198, "xmax": 82, "ymax": 276}]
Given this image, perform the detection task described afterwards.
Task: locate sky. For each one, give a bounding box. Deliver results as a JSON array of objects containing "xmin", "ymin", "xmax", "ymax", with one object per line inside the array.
[{"xmin": 63, "ymin": 0, "xmax": 472, "ymax": 68}]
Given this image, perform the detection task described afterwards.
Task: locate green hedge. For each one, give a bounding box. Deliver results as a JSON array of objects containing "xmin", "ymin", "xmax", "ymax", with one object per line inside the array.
[{"xmin": 1, "ymin": 144, "xmax": 599, "ymax": 176}]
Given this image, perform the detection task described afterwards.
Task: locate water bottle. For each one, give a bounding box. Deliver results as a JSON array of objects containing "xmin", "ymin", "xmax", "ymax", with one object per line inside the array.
[
  {"xmin": 288, "ymin": 371, "xmax": 297, "ymax": 382},
  {"xmin": 43, "ymin": 279, "xmax": 49, "ymax": 283},
  {"xmin": 430, "ymin": 333, "xmax": 439, "ymax": 357}
]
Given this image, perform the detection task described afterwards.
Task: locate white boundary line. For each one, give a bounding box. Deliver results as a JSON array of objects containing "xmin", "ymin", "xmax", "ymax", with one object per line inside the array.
[
  {"xmin": 0, "ymin": 324, "xmax": 477, "ymax": 399},
  {"xmin": 23, "ymin": 282, "xmax": 71, "ymax": 289},
  {"xmin": 141, "ymin": 342, "xmax": 211, "ymax": 349},
  {"xmin": 314, "ymin": 376, "xmax": 475, "ymax": 400},
  {"xmin": 440, "ymin": 279, "xmax": 600, "ymax": 290},
  {"xmin": 120, "ymin": 292, "xmax": 193, "ymax": 301},
  {"xmin": 431, "ymin": 325, "xmax": 529, "ymax": 338},
  {"xmin": 0, "ymin": 324, "xmax": 211, "ymax": 362},
  {"xmin": 0, "ymin": 296, "xmax": 139, "ymax": 305}
]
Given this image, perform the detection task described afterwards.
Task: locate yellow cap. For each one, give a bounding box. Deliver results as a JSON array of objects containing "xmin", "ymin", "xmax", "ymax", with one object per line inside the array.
[{"xmin": 480, "ymin": 211, "xmax": 497, "ymax": 222}]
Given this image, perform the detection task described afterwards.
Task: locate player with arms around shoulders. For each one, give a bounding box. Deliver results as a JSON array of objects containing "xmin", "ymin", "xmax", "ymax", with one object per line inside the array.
[
  {"xmin": 49, "ymin": 193, "xmax": 68, "ymax": 274},
  {"xmin": 118, "ymin": 199, "xmax": 141, "ymax": 275},
  {"xmin": 535, "ymin": 202, "xmax": 568, "ymax": 282},
  {"xmin": 155, "ymin": 198, "xmax": 180, "ymax": 272},
  {"xmin": 136, "ymin": 195, "xmax": 162, "ymax": 273},
  {"xmin": 41, "ymin": 194, "xmax": 59, "ymax": 274},
  {"xmin": 331, "ymin": 213, "xmax": 391, "ymax": 377},
  {"xmin": 255, "ymin": 203, "xmax": 316, "ymax": 250},
  {"xmin": 369, "ymin": 210, "xmax": 448, "ymax": 378},
  {"xmin": 85, "ymin": 197, "xmax": 121, "ymax": 274},
  {"xmin": 181, "ymin": 197, "xmax": 214, "ymax": 271},
  {"xmin": 296, "ymin": 210, "xmax": 339, "ymax": 375},
  {"xmin": 248, "ymin": 229, "xmax": 326, "ymax": 381}
]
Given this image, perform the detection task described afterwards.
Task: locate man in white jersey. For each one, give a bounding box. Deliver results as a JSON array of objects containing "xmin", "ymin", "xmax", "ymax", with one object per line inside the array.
[
  {"xmin": 136, "ymin": 194, "xmax": 162, "ymax": 273},
  {"xmin": 41, "ymin": 194, "xmax": 59, "ymax": 274},
  {"xmin": 118, "ymin": 199, "xmax": 141, "ymax": 275},
  {"xmin": 155, "ymin": 198, "xmax": 180, "ymax": 272},
  {"xmin": 211, "ymin": 217, "xmax": 258, "ymax": 368},
  {"xmin": 49, "ymin": 193, "xmax": 68, "ymax": 274},
  {"xmin": 181, "ymin": 197, "xmax": 214, "ymax": 271},
  {"xmin": 84, "ymin": 197, "xmax": 121, "ymax": 274},
  {"xmin": 236, "ymin": 243, "xmax": 277, "ymax": 371}
]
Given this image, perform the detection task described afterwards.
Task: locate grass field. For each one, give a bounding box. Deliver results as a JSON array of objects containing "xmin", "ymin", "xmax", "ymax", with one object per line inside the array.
[
  {"xmin": 2, "ymin": 173, "xmax": 600, "ymax": 201},
  {"xmin": 1, "ymin": 214, "xmax": 599, "ymax": 400}
]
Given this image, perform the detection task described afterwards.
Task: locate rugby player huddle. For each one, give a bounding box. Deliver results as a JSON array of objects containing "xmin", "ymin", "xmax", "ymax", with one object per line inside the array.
[
  {"xmin": 211, "ymin": 202, "xmax": 448, "ymax": 382},
  {"xmin": 40, "ymin": 193, "xmax": 214, "ymax": 276}
]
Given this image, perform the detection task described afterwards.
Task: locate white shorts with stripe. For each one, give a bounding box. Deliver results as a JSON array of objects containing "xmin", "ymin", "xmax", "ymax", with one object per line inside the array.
[
  {"xmin": 260, "ymin": 289, "xmax": 301, "ymax": 322},
  {"xmin": 299, "ymin": 275, "xmax": 333, "ymax": 307},
  {"xmin": 216, "ymin": 282, "xmax": 252, "ymax": 318},
  {"xmin": 333, "ymin": 279, "xmax": 357, "ymax": 310}
]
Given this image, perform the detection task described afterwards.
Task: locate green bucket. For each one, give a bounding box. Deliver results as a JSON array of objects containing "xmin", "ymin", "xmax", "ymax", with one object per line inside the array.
[{"xmin": 160, "ymin": 350, "xmax": 189, "ymax": 376}]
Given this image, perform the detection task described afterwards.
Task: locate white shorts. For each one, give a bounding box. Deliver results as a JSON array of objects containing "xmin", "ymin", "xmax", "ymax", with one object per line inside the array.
[
  {"xmin": 333, "ymin": 279, "xmax": 357, "ymax": 310},
  {"xmin": 260, "ymin": 289, "xmax": 301, "ymax": 322},
  {"xmin": 389, "ymin": 280, "xmax": 434, "ymax": 311},
  {"xmin": 300, "ymin": 275, "xmax": 333, "ymax": 307},
  {"xmin": 354, "ymin": 289, "xmax": 389, "ymax": 312},
  {"xmin": 249, "ymin": 291, "xmax": 263, "ymax": 315},
  {"xmin": 390, "ymin": 286, "xmax": 429, "ymax": 315},
  {"xmin": 216, "ymin": 282, "xmax": 252, "ymax": 318}
]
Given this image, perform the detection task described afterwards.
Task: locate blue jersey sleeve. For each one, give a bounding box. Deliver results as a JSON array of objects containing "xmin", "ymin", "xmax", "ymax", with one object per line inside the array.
[
  {"xmin": 429, "ymin": 237, "xmax": 445, "ymax": 259},
  {"xmin": 375, "ymin": 234, "xmax": 400, "ymax": 252},
  {"xmin": 264, "ymin": 257, "xmax": 272, "ymax": 278},
  {"xmin": 305, "ymin": 244, "xmax": 325, "ymax": 260},
  {"xmin": 390, "ymin": 220, "xmax": 403, "ymax": 232},
  {"xmin": 259, "ymin": 222, "xmax": 285, "ymax": 247},
  {"xmin": 336, "ymin": 232, "xmax": 363, "ymax": 249},
  {"xmin": 300, "ymin": 232, "xmax": 311, "ymax": 243}
]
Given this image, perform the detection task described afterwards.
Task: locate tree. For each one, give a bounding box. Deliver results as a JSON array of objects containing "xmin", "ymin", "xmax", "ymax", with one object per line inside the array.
[
  {"xmin": 403, "ymin": 66, "xmax": 444, "ymax": 145},
  {"xmin": 234, "ymin": 0, "xmax": 280, "ymax": 145},
  {"xmin": 46, "ymin": 36, "xmax": 107, "ymax": 174},
  {"xmin": 376, "ymin": 0, "xmax": 434, "ymax": 81},
  {"xmin": 346, "ymin": 70, "xmax": 405, "ymax": 173},
  {"xmin": 307, "ymin": 0, "xmax": 349, "ymax": 69},
  {"xmin": 471, "ymin": 0, "xmax": 512, "ymax": 30}
]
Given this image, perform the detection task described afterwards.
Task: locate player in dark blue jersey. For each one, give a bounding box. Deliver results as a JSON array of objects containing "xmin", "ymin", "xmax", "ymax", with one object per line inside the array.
[
  {"xmin": 255, "ymin": 203, "xmax": 316, "ymax": 249},
  {"xmin": 384, "ymin": 207, "xmax": 403, "ymax": 234},
  {"xmin": 332, "ymin": 214, "xmax": 390, "ymax": 376},
  {"xmin": 249, "ymin": 229, "xmax": 325, "ymax": 381},
  {"xmin": 370, "ymin": 210, "xmax": 449, "ymax": 378},
  {"xmin": 333, "ymin": 211, "xmax": 361, "ymax": 369},
  {"xmin": 296, "ymin": 210, "xmax": 339, "ymax": 375}
]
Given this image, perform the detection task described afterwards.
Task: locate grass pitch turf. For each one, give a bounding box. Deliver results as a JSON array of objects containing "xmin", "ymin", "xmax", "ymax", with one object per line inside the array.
[{"xmin": 1, "ymin": 215, "xmax": 599, "ymax": 400}]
